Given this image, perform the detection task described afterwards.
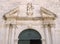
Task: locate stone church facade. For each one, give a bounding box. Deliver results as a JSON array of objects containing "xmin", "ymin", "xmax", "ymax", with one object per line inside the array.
[{"xmin": 0, "ymin": 0, "xmax": 60, "ymax": 44}]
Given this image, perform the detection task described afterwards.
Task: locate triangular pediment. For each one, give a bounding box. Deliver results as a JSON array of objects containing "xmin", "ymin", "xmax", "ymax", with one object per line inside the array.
[
  {"xmin": 40, "ymin": 7, "xmax": 57, "ymax": 19},
  {"xmin": 3, "ymin": 7, "xmax": 57, "ymax": 20},
  {"xmin": 3, "ymin": 7, "xmax": 19, "ymax": 20}
]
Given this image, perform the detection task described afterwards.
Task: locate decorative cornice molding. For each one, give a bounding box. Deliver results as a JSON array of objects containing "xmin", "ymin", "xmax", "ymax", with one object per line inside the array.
[
  {"xmin": 3, "ymin": 7, "xmax": 19, "ymax": 20},
  {"xmin": 40, "ymin": 7, "xmax": 57, "ymax": 20},
  {"xmin": 3, "ymin": 7, "xmax": 57, "ymax": 21}
]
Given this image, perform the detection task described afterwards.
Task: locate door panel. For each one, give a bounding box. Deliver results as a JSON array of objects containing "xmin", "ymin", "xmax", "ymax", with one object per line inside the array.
[
  {"xmin": 18, "ymin": 39, "xmax": 42, "ymax": 44},
  {"xmin": 18, "ymin": 40, "xmax": 30, "ymax": 44},
  {"xmin": 30, "ymin": 39, "xmax": 42, "ymax": 44}
]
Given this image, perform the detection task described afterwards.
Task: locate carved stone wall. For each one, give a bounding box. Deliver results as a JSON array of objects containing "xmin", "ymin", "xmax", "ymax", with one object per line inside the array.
[{"xmin": 0, "ymin": 0, "xmax": 60, "ymax": 44}]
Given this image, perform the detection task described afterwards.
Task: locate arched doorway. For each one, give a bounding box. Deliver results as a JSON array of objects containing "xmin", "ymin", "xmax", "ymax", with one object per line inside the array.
[{"xmin": 18, "ymin": 29, "xmax": 42, "ymax": 44}]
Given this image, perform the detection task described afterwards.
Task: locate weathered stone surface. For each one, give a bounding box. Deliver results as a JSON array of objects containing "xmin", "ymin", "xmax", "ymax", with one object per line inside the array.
[{"xmin": 0, "ymin": 0, "xmax": 60, "ymax": 44}]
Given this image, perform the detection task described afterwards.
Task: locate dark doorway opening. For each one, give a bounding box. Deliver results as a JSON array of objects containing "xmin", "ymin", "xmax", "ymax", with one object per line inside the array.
[
  {"xmin": 30, "ymin": 39, "xmax": 42, "ymax": 44},
  {"xmin": 18, "ymin": 29, "xmax": 42, "ymax": 44}
]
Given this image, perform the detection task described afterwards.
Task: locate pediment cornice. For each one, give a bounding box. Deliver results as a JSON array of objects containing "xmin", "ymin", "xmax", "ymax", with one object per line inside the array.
[
  {"xmin": 40, "ymin": 7, "xmax": 57, "ymax": 20},
  {"xmin": 3, "ymin": 7, "xmax": 57, "ymax": 21},
  {"xmin": 3, "ymin": 7, "xmax": 19, "ymax": 20}
]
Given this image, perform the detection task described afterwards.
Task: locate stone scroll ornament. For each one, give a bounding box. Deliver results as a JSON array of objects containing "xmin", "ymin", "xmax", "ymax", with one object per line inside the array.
[{"xmin": 27, "ymin": 3, "xmax": 34, "ymax": 16}]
